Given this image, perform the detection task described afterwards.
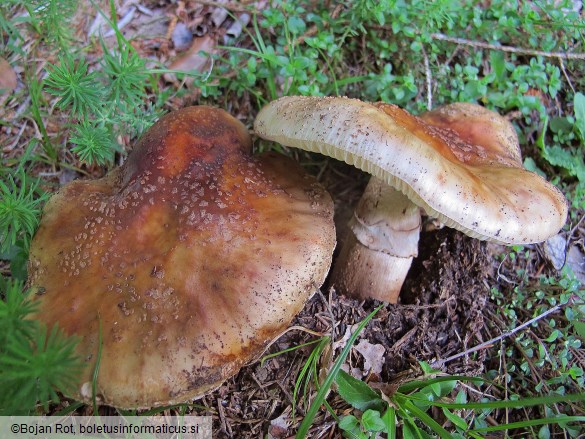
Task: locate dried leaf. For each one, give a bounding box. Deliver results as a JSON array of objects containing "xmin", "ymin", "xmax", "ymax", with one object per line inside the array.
[
  {"xmin": 567, "ymin": 245, "xmax": 585, "ymax": 284},
  {"xmin": 209, "ymin": 0, "xmax": 229, "ymax": 27},
  {"xmin": 341, "ymin": 363, "xmax": 365, "ymax": 379},
  {"xmin": 164, "ymin": 35, "xmax": 216, "ymax": 84},
  {"xmin": 333, "ymin": 323, "xmax": 359, "ymax": 352},
  {"xmin": 171, "ymin": 22, "xmax": 193, "ymax": 51},
  {"xmin": 268, "ymin": 409, "xmax": 290, "ymax": 439},
  {"xmin": 543, "ymin": 233, "xmax": 584, "ymax": 283},
  {"xmin": 223, "ymin": 13, "xmax": 251, "ymax": 43},
  {"xmin": 0, "ymin": 57, "xmax": 17, "ymax": 95},
  {"xmin": 355, "ymin": 339, "xmax": 385, "ymax": 376},
  {"xmin": 544, "ymin": 234, "xmax": 567, "ymax": 270}
]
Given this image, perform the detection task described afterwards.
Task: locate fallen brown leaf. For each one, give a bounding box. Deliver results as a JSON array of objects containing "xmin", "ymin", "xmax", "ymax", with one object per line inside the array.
[
  {"xmin": 355, "ymin": 339, "xmax": 386, "ymax": 376},
  {"xmin": 0, "ymin": 57, "xmax": 17, "ymax": 95},
  {"xmin": 164, "ymin": 35, "xmax": 216, "ymax": 85},
  {"xmin": 567, "ymin": 244, "xmax": 585, "ymax": 284}
]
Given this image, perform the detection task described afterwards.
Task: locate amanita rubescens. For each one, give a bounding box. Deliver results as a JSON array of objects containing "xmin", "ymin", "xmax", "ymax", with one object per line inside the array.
[
  {"xmin": 254, "ymin": 96, "xmax": 568, "ymax": 303},
  {"xmin": 28, "ymin": 106, "xmax": 336, "ymax": 408}
]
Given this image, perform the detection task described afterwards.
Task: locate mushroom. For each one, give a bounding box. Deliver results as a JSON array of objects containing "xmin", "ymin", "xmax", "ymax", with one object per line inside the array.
[
  {"xmin": 27, "ymin": 106, "xmax": 336, "ymax": 409},
  {"xmin": 254, "ymin": 96, "xmax": 568, "ymax": 303}
]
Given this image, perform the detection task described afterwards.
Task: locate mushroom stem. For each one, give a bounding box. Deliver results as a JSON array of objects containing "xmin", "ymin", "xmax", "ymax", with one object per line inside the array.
[{"xmin": 331, "ymin": 177, "xmax": 421, "ymax": 303}]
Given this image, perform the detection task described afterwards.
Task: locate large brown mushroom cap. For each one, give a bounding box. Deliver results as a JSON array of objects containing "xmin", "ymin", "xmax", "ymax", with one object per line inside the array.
[
  {"xmin": 255, "ymin": 96, "xmax": 568, "ymax": 244},
  {"xmin": 28, "ymin": 106, "xmax": 335, "ymax": 409}
]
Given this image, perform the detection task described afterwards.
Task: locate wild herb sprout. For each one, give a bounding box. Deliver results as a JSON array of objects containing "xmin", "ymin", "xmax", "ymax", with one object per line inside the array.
[
  {"xmin": 44, "ymin": 40, "xmax": 160, "ymax": 166},
  {"xmin": 44, "ymin": 54, "xmax": 105, "ymax": 117},
  {"xmin": 0, "ymin": 279, "xmax": 82, "ymax": 415},
  {"xmin": 24, "ymin": 0, "xmax": 77, "ymax": 50},
  {"xmin": 0, "ymin": 170, "xmax": 46, "ymax": 254},
  {"xmin": 69, "ymin": 119, "xmax": 118, "ymax": 166},
  {"xmin": 100, "ymin": 39, "xmax": 148, "ymax": 107}
]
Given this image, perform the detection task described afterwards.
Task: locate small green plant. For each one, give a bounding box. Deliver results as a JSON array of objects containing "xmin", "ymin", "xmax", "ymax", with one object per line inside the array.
[
  {"xmin": 0, "ymin": 279, "xmax": 83, "ymax": 415},
  {"xmin": 295, "ymin": 305, "xmax": 383, "ymax": 438},
  {"xmin": 532, "ymin": 92, "xmax": 585, "ymax": 211},
  {"xmin": 43, "ymin": 42, "xmax": 159, "ymax": 167},
  {"xmin": 44, "ymin": 54, "xmax": 105, "ymax": 117},
  {"xmin": 1, "ymin": 0, "xmax": 583, "ymax": 429},
  {"xmin": 0, "ymin": 168, "xmax": 47, "ymax": 255},
  {"xmin": 24, "ymin": 0, "xmax": 77, "ymax": 51},
  {"xmin": 335, "ymin": 361, "xmax": 585, "ymax": 438}
]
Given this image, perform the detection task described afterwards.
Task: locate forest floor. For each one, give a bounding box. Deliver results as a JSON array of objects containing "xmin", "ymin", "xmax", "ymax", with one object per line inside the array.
[{"xmin": 1, "ymin": 1, "xmax": 584, "ymax": 437}]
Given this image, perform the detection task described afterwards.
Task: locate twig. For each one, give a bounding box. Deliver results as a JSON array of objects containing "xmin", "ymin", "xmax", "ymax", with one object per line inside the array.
[
  {"xmin": 431, "ymin": 33, "xmax": 585, "ymax": 60},
  {"xmin": 317, "ymin": 287, "xmax": 337, "ymax": 344},
  {"xmin": 432, "ymin": 303, "xmax": 565, "ymax": 367},
  {"xmin": 421, "ymin": 44, "xmax": 432, "ymax": 111},
  {"xmin": 398, "ymin": 295, "xmax": 456, "ymax": 310},
  {"xmin": 496, "ymin": 253, "xmax": 517, "ymax": 285},
  {"xmin": 191, "ymin": 0, "xmax": 253, "ymax": 13},
  {"xmin": 558, "ymin": 58, "xmax": 576, "ymax": 93}
]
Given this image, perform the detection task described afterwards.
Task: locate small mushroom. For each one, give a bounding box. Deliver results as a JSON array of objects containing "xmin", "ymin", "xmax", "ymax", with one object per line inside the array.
[
  {"xmin": 254, "ymin": 96, "xmax": 568, "ymax": 303},
  {"xmin": 27, "ymin": 106, "xmax": 336, "ymax": 408}
]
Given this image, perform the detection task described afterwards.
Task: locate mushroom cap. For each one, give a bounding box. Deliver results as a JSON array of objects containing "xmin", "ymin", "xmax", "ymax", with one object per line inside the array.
[
  {"xmin": 254, "ymin": 96, "xmax": 567, "ymax": 244},
  {"xmin": 28, "ymin": 106, "xmax": 335, "ymax": 409}
]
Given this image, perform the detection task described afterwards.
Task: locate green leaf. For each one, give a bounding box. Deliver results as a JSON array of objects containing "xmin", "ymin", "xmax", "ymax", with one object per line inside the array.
[
  {"xmin": 362, "ymin": 409, "xmax": 386, "ymax": 432},
  {"xmin": 419, "ymin": 360, "xmax": 441, "ymax": 376},
  {"xmin": 490, "ymin": 50, "xmax": 506, "ymax": 82},
  {"xmin": 574, "ymin": 92, "xmax": 585, "ymax": 141},
  {"xmin": 544, "ymin": 329, "xmax": 561, "ymax": 343},
  {"xmin": 382, "ymin": 407, "xmax": 396, "ymax": 437},
  {"xmin": 338, "ymin": 415, "xmax": 365, "ymax": 439},
  {"xmin": 454, "ymin": 390, "xmax": 467, "ymax": 404},
  {"xmin": 397, "ymin": 375, "xmax": 483, "ymax": 394},
  {"xmin": 537, "ymin": 117, "xmax": 585, "ymax": 182},
  {"xmin": 401, "ymin": 398, "xmax": 452, "ymax": 438},
  {"xmin": 402, "ymin": 418, "xmax": 431, "ymax": 439},
  {"xmin": 573, "ymin": 321, "xmax": 585, "ymax": 339},
  {"xmin": 336, "ymin": 370, "xmax": 386, "ymax": 412},
  {"xmin": 338, "ymin": 415, "xmax": 359, "ymax": 430},
  {"xmin": 473, "ymin": 416, "xmax": 585, "ymax": 433},
  {"xmin": 442, "ymin": 408, "xmax": 468, "ymax": 430},
  {"xmin": 287, "ymin": 16, "xmax": 306, "ymax": 34},
  {"xmin": 413, "ymin": 392, "xmax": 585, "ymax": 410},
  {"xmin": 538, "ymin": 425, "xmax": 551, "ymax": 439}
]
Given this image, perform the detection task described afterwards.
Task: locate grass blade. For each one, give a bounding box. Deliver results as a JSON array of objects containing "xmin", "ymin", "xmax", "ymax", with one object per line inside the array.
[{"xmin": 295, "ymin": 304, "xmax": 383, "ymax": 438}]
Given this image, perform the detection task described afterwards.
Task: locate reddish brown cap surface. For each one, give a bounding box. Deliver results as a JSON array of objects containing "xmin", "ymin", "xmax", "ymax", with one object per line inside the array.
[{"xmin": 28, "ymin": 106, "xmax": 335, "ymax": 409}]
